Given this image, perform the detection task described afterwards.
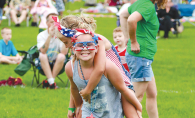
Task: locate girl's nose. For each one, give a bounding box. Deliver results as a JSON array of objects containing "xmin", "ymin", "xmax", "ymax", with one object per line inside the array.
[{"xmin": 82, "ymin": 46, "xmax": 88, "ymax": 50}]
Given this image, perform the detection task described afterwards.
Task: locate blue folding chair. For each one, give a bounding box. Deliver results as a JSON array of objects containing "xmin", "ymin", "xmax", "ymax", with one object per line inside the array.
[{"xmin": 177, "ymin": 4, "xmax": 195, "ymax": 26}]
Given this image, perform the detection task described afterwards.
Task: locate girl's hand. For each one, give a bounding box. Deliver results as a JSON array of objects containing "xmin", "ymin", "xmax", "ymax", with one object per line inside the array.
[
  {"xmin": 76, "ymin": 107, "xmax": 82, "ymax": 118},
  {"xmin": 80, "ymin": 88, "xmax": 91, "ymax": 103},
  {"xmin": 137, "ymin": 110, "xmax": 142, "ymax": 118},
  {"xmin": 67, "ymin": 110, "xmax": 75, "ymax": 118}
]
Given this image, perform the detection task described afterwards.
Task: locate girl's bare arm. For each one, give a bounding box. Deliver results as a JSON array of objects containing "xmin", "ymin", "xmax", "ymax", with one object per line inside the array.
[
  {"xmin": 79, "ymin": 38, "xmax": 106, "ymax": 103},
  {"xmin": 65, "ymin": 61, "xmax": 82, "ymax": 107}
]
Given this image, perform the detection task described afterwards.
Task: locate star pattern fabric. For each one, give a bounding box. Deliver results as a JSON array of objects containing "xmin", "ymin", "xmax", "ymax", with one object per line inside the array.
[
  {"xmin": 71, "ymin": 29, "xmax": 102, "ymax": 43},
  {"xmin": 52, "ymin": 16, "xmax": 76, "ymax": 37}
]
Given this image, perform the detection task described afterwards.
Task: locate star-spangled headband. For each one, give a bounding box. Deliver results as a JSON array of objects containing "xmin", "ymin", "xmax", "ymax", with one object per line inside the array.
[
  {"xmin": 52, "ymin": 16, "xmax": 76, "ymax": 37},
  {"xmin": 52, "ymin": 16, "xmax": 102, "ymax": 43},
  {"xmin": 71, "ymin": 29, "xmax": 102, "ymax": 44}
]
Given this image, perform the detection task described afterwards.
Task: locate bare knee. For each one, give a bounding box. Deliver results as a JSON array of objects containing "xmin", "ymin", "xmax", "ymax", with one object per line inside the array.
[
  {"xmin": 56, "ymin": 53, "xmax": 65, "ymax": 62},
  {"xmin": 39, "ymin": 53, "xmax": 48, "ymax": 61},
  {"xmin": 136, "ymin": 93, "xmax": 144, "ymax": 101},
  {"xmin": 0, "ymin": 57, "xmax": 7, "ymax": 62},
  {"xmin": 21, "ymin": 10, "xmax": 27, "ymax": 15},
  {"xmin": 146, "ymin": 78, "xmax": 157, "ymax": 99},
  {"xmin": 10, "ymin": 10, "xmax": 16, "ymax": 15},
  {"xmin": 146, "ymin": 89, "xmax": 157, "ymax": 99}
]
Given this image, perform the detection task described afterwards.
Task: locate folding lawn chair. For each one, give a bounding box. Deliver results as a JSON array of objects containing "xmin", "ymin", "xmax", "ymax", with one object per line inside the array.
[
  {"xmin": 177, "ymin": 4, "xmax": 195, "ymax": 26},
  {"xmin": 158, "ymin": 18, "xmax": 182, "ymax": 38},
  {"xmin": 5, "ymin": 8, "xmax": 31, "ymax": 27},
  {"xmin": 157, "ymin": 5, "xmax": 183, "ymax": 38},
  {"xmin": 14, "ymin": 45, "xmax": 70, "ymax": 87}
]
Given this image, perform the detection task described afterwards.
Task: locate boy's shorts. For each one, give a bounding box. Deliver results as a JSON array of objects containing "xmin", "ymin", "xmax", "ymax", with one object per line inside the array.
[{"xmin": 125, "ymin": 52, "xmax": 154, "ymax": 82}]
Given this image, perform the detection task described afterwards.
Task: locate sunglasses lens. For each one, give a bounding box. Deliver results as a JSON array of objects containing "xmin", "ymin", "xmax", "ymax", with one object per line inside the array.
[
  {"xmin": 74, "ymin": 42, "xmax": 96, "ymax": 51},
  {"xmin": 87, "ymin": 42, "xmax": 96, "ymax": 50},
  {"xmin": 74, "ymin": 43, "xmax": 84, "ymax": 51}
]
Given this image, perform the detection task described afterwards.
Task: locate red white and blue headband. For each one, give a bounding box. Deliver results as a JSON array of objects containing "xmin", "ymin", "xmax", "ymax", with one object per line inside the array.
[
  {"xmin": 52, "ymin": 16, "xmax": 102, "ymax": 43},
  {"xmin": 71, "ymin": 29, "xmax": 102, "ymax": 44},
  {"xmin": 52, "ymin": 16, "xmax": 76, "ymax": 37}
]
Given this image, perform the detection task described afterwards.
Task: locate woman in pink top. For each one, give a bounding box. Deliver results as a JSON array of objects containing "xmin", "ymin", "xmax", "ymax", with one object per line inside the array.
[{"xmin": 30, "ymin": 0, "xmax": 57, "ymax": 29}]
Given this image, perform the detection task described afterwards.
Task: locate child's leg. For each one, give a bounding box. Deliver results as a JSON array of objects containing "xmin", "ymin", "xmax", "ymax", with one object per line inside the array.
[
  {"xmin": 145, "ymin": 76, "xmax": 158, "ymax": 118},
  {"xmin": 121, "ymin": 93, "xmax": 140, "ymax": 118},
  {"xmin": 52, "ymin": 53, "xmax": 65, "ymax": 78},
  {"xmin": 8, "ymin": 56, "xmax": 22, "ymax": 63},
  {"xmin": 132, "ymin": 82, "xmax": 149, "ymax": 102},
  {"xmin": 0, "ymin": 57, "xmax": 17, "ymax": 64},
  {"xmin": 10, "ymin": 9, "xmax": 18, "ymax": 24},
  {"xmin": 18, "ymin": 10, "xmax": 27, "ymax": 24}
]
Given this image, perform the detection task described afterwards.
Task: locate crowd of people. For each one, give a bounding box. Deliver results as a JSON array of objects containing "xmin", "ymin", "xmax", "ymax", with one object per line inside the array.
[
  {"xmin": 0, "ymin": 0, "xmax": 192, "ymax": 117},
  {"xmin": 0, "ymin": 0, "xmax": 65, "ymax": 28}
]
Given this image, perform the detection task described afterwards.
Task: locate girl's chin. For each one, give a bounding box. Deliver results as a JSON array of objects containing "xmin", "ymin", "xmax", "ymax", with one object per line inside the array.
[{"xmin": 79, "ymin": 57, "xmax": 93, "ymax": 61}]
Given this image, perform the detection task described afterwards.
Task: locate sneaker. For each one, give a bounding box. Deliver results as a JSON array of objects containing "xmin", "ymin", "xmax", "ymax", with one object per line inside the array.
[
  {"xmin": 49, "ymin": 83, "xmax": 59, "ymax": 89},
  {"xmin": 42, "ymin": 80, "xmax": 49, "ymax": 88},
  {"xmin": 172, "ymin": 30, "xmax": 178, "ymax": 34},
  {"xmin": 15, "ymin": 24, "xmax": 20, "ymax": 27},
  {"xmin": 31, "ymin": 22, "xmax": 38, "ymax": 27}
]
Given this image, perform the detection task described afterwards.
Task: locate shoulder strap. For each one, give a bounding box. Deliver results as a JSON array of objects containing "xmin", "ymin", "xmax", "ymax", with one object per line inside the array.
[{"xmin": 70, "ymin": 59, "xmax": 74, "ymax": 73}]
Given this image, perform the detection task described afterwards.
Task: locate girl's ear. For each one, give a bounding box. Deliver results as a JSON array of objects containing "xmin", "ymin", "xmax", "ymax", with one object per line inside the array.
[
  {"xmin": 72, "ymin": 46, "xmax": 75, "ymax": 53},
  {"xmin": 95, "ymin": 45, "xmax": 99, "ymax": 53}
]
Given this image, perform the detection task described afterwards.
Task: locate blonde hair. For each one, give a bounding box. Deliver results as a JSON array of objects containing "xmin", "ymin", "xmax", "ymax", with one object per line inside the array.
[
  {"xmin": 60, "ymin": 14, "xmax": 97, "ymax": 33},
  {"xmin": 113, "ymin": 27, "xmax": 122, "ymax": 33},
  {"xmin": 1, "ymin": 27, "xmax": 11, "ymax": 34},
  {"xmin": 58, "ymin": 14, "xmax": 97, "ymax": 61}
]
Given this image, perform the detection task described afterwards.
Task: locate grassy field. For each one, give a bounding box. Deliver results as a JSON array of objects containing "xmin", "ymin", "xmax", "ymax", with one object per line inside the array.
[{"xmin": 0, "ymin": 1, "xmax": 195, "ymax": 118}]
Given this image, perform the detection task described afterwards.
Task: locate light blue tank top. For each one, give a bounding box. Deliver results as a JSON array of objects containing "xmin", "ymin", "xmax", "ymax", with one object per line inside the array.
[{"xmin": 72, "ymin": 60, "xmax": 123, "ymax": 118}]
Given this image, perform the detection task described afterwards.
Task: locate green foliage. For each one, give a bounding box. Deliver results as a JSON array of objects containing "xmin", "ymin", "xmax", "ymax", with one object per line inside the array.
[{"xmin": 0, "ymin": 1, "xmax": 195, "ymax": 117}]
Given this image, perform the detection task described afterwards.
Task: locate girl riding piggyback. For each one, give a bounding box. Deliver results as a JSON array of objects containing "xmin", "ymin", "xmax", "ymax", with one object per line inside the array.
[
  {"xmin": 52, "ymin": 15, "xmax": 142, "ymax": 118},
  {"xmin": 65, "ymin": 29, "xmax": 142, "ymax": 117}
]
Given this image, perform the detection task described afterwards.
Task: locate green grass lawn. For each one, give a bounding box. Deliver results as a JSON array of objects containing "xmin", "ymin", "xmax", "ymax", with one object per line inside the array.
[{"xmin": 0, "ymin": 1, "xmax": 195, "ymax": 118}]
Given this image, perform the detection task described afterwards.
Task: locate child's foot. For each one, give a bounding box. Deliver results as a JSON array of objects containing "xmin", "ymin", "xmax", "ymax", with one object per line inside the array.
[
  {"xmin": 170, "ymin": 28, "xmax": 177, "ymax": 34},
  {"xmin": 172, "ymin": 30, "xmax": 178, "ymax": 34},
  {"xmin": 42, "ymin": 79, "xmax": 49, "ymax": 88},
  {"xmin": 31, "ymin": 22, "xmax": 38, "ymax": 27},
  {"xmin": 15, "ymin": 24, "xmax": 20, "ymax": 27},
  {"xmin": 49, "ymin": 83, "xmax": 59, "ymax": 89}
]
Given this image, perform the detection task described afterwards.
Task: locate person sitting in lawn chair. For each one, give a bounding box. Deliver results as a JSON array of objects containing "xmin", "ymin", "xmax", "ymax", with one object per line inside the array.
[
  {"xmin": 157, "ymin": 0, "xmax": 180, "ymax": 39},
  {"xmin": 9, "ymin": 0, "xmax": 31, "ymax": 27},
  {"xmin": 0, "ymin": 27, "xmax": 23, "ymax": 64},
  {"xmin": 36, "ymin": 12, "xmax": 68, "ymax": 89}
]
